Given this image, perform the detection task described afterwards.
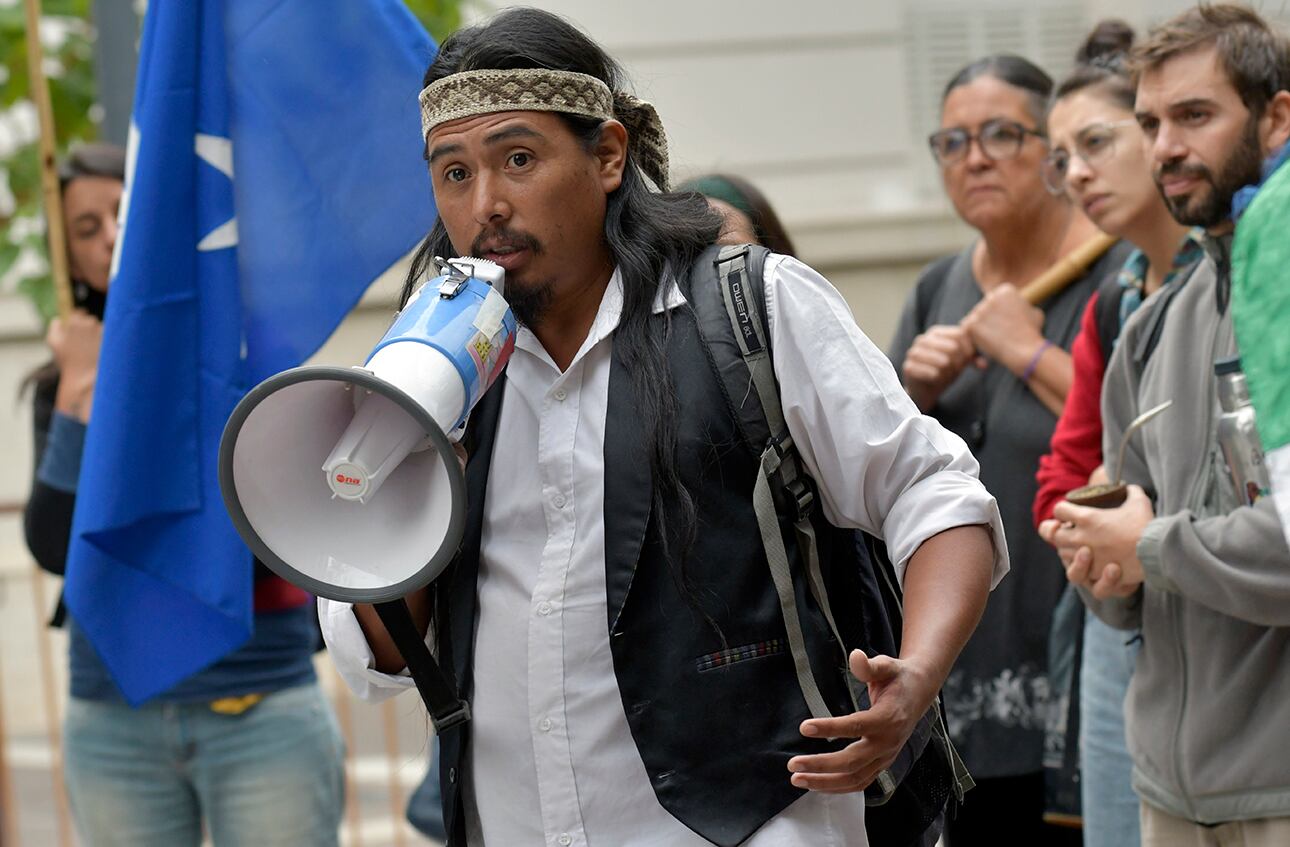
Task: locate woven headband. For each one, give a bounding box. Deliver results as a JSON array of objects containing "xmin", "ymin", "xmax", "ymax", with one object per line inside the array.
[{"xmin": 419, "ymin": 68, "xmax": 671, "ymax": 190}]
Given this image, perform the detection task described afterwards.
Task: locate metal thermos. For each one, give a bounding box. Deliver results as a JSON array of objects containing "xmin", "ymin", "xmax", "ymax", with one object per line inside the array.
[{"xmin": 1215, "ymin": 356, "xmax": 1271, "ymax": 506}]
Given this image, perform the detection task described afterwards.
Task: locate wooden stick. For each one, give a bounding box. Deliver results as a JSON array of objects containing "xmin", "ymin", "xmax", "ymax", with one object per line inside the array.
[
  {"xmin": 1020, "ymin": 232, "xmax": 1118, "ymax": 305},
  {"xmin": 22, "ymin": 0, "xmax": 75, "ymax": 319},
  {"xmin": 28, "ymin": 571, "xmax": 74, "ymax": 847},
  {"xmin": 0, "ymin": 643, "xmax": 17, "ymax": 847}
]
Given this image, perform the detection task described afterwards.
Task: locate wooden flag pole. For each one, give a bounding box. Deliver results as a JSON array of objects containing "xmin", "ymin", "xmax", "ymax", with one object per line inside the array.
[
  {"xmin": 22, "ymin": 0, "xmax": 75, "ymax": 320},
  {"xmin": 1019, "ymin": 232, "xmax": 1118, "ymax": 305}
]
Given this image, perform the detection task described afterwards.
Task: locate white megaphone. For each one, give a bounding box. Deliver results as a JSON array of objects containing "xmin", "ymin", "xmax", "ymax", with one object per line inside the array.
[{"xmin": 218, "ymin": 257, "xmax": 516, "ymax": 731}]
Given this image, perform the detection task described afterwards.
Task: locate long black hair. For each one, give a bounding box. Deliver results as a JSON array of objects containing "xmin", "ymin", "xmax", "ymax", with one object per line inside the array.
[{"xmin": 406, "ymin": 8, "xmax": 724, "ymax": 615}]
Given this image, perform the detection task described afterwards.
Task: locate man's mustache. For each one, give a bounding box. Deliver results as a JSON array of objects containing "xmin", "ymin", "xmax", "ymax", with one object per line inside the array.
[
  {"xmin": 470, "ymin": 227, "xmax": 543, "ymax": 257},
  {"xmin": 1155, "ymin": 159, "xmax": 1212, "ymax": 185}
]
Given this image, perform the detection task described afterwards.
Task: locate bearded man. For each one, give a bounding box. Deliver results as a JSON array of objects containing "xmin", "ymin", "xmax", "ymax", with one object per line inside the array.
[{"xmin": 1041, "ymin": 6, "xmax": 1290, "ymax": 845}]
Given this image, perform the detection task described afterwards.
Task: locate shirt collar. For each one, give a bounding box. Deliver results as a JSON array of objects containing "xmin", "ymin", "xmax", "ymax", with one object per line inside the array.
[
  {"xmin": 513, "ymin": 267, "xmax": 688, "ymax": 369},
  {"xmin": 1117, "ymin": 227, "xmax": 1206, "ymax": 292},
  {"xmin": 653, "ymin": 272, "xmax": 688, "ymax": 315}
]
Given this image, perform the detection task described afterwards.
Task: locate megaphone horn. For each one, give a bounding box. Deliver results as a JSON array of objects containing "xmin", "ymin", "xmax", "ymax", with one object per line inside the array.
[{"xmin": 218, "ymin": 257, "xmax": 516, "ymax": 731}]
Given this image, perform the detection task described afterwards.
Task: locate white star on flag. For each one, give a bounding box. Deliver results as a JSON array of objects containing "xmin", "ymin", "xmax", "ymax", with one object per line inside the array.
[{"xmin": 195, "ymin": 133, "xmax": 237, "ymax": 252}]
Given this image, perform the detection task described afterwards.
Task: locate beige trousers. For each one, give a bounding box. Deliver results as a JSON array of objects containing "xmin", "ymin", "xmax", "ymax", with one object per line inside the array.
[{"xmin": 1141, "ymin": 802, "xmax": 1290, "ymax": 847}]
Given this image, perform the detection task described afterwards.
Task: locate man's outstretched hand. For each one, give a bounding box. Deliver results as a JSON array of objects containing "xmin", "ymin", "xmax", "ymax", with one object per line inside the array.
[{"xmin": 786, "ymin": 649, "xmax": 937, "ymax": 794}]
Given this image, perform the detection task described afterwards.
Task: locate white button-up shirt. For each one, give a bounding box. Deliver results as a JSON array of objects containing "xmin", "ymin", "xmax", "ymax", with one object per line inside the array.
[{"xmin": 321, "ymin": 253, "xmax": 1008, "ymax": 846}]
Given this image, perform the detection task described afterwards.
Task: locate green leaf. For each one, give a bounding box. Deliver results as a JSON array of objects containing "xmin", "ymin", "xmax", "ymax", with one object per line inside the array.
[{"xmin": 17, "ymin": 273, "xmax": 57, "ymax": 323}]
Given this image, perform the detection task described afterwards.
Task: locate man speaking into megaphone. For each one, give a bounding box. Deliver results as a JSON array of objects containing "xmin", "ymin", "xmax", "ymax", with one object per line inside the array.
[{"xmin": 309, "ymin": 9, "xmax": 1011, "ymax": 847}]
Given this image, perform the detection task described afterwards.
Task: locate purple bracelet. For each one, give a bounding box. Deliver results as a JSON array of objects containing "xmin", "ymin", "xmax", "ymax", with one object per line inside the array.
[{"xmin": 1022, "ymin": 339, "xmax": 1054, "ymax": 382}]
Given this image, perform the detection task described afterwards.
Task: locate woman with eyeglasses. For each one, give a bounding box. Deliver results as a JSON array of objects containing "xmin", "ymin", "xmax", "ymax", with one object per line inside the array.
[
  {"xmin": 1034, "ymin": 22, "xmax": 1201, "ymax": 847},
  {"xmin": 889, "ymin": 54, "xmax": 1131, "ymax": 847}
]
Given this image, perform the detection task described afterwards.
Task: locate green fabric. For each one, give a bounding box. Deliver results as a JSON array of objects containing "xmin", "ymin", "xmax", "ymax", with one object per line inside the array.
[{"xmin": 1231, "ymin": 160, "xmax": 1290, "ymax": 450}]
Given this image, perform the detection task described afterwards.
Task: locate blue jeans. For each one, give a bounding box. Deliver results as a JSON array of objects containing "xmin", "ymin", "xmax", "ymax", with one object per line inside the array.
[
  {"xmin": 63, "ymin": 683, "xmax": 345, "ymax": 847},
  {"xmin": 1080, "ymin": 615, "xmax": 1142, "ymax": 847}
]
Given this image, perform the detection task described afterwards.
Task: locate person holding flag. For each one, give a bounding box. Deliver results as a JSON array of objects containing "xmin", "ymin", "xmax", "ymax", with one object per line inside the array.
[
  {"xmin": 24, "ymin": 1, "xmax": 440, "ymax": 844},
  {"xmin": 26, "ymin": 140, "xmax": 346, "ymax": 847}
]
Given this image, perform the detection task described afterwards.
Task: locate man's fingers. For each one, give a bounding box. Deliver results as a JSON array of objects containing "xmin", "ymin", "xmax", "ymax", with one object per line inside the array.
[
  {"xmin": 800, "ymin": 712, "xmax": 865, "ymax": 740},
  {"xmin": 849, "ymin": 650, "xmax": 898, "ymax": 685},
  {"xmin": 1092, "ymin": 562, "xmax": 1124, "ymax": 600},
  {"xmin": 789, "ymin": 769, "xmax": 879, "ymax": 794},
  {"xmin": 789, "ymin": 739, "xmax": 892, "ymax": 774},
  {"xmin": 1051, "ymin": 498, "xmax": 1094, "ymax": 525},
  {"xmin": 1047, "ymin": 521, "xmax": 1080, "ymax": 549},
  {"xmin": 1065, "ymin": 547, "xmax": 1092, "ymax": 584},
  {"xmin": 789, "ymin": 741, "xmax": 894, "ymax": 793},
  {"xmin": 788, "ymin": 745, "xmax": 870, "ymax": 776}
]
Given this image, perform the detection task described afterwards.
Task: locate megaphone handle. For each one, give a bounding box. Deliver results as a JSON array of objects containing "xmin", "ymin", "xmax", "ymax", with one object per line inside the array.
[{"xmin": 373, "ymin": 599, "xmax": 471, "ymax": 732}]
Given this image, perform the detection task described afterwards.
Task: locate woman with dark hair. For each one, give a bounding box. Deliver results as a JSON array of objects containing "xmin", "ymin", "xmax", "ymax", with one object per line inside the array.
[
  {"xmin": 1035, "ymin": 21, "xmax": 1200, "ymax": 847},
  {"xmin": 889, "ymin": 53, "xmax": 1131, "ymax": 846},
  {"xmin": 23, "ymin": 143, "xmax": 345, "ymax": 847},
  {"xmin": 25, "ymin": 143, "xmax": 127, "ymax": 599},
  {"xmin": 677, "ymin": 173, "xmax": 798, "ymax": 256}
]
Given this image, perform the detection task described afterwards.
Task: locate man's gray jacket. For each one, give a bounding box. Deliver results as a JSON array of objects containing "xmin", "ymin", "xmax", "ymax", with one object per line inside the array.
[{"xmin": 1085, "ymin": 233, "xmax": 1290, "ymax": 824}]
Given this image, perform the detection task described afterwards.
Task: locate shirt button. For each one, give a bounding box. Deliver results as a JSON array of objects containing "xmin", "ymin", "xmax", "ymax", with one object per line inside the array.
[
  {"xmin": 537, "ymin": 601, "xmax": 553, "ymax": 616},
  {"xmin": 558, "ymin": 836, "xmax": 572, "ymax": 846},
  {"xmin": 448, "ymin": 767, "xmax": 457, "ymax": 784},
  {"xmin": 553, "ymin": 388, "xmax": 567, "ymax": 401},
  {"xmin": 539, "ymin": 717, "xmax": 553, "ymax": 732},
  {"xmin": 552, "ymin": 493, "xmax": 566, "ymax": 509}
]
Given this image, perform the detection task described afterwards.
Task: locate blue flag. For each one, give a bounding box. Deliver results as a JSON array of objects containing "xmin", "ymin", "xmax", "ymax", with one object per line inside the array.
[{"xmin": 64, "ymin": 0, "xmax": 437, "ymax": 704}]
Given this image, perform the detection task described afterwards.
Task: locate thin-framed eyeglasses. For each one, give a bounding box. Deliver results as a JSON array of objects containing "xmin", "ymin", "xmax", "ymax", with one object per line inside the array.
[
  {"xmin": 1042, "ymin": 119, "xmax": 1139, "ymax": 195},
  {"xmin": 927, "ymin": 118, "xmax": 1047, "ymax": 166}
]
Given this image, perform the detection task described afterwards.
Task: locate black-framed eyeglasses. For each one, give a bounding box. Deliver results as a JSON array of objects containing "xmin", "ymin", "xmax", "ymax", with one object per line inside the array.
[
  {"xmin": 928, "ymin": 118, "xmax": 1046, "ymax": 166},
  {"xmin": 1041, "ymin": 119, "xmax": 1139, "ymax": 194}
]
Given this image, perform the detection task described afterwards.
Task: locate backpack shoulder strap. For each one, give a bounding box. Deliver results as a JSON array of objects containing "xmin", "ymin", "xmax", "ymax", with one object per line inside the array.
[
  {"xmin": 1093, "ymin": 277, "xmax": 1127, "ymax": 361},
  {"xmin": 687, "ymin": 245, "xmax": 973, "ymax": 801},
  {"xmin": 687, "ymin": 244, "xmax": 842, "ymax": 718},
  {"xmin": 686, "ymin": 243, "xmax": 775, "ymax": 456},
  {"xmin": 1130, "ymin": 277, "xmax": 1183, "ymax": 371}
]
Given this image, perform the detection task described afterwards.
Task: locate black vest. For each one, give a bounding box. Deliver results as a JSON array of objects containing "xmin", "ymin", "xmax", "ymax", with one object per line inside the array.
[{"xmin": 435, "ymin": 280, "xmax": 871, "ymax": 847}]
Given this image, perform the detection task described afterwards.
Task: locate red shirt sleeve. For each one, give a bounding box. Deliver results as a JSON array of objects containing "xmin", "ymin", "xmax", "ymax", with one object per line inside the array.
[{"xmin": 1033, "ymin": 292, "xmax": 1108, "ymax": 527}]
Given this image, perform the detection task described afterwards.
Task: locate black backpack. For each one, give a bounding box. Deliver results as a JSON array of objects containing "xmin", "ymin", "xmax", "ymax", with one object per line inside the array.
[{"xmin": 686, "ymin": 244, "xmax": 972, "ymax": 846}]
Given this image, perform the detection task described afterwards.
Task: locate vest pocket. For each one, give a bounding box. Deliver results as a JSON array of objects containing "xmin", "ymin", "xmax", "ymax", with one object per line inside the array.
[{"xmin": 696, "ymin": 639, "xmax": 785, "ymax": 673}]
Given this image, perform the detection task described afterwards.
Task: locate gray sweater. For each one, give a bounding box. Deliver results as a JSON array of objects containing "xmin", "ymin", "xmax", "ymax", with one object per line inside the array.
[{"xmin": 1087, "ymin": 233, "xmax": 1290, "ymax": 824}]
